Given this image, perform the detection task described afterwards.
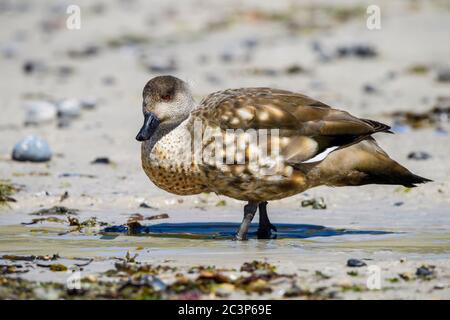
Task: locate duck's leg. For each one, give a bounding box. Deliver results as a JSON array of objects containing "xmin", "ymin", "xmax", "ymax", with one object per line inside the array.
[
  {"xmin": 234, "ymin": 201, "xmax": 258, "ymax": 241},
  {"xmin": 257, "ymin": 201, "xmax": 277, "ymax": 239}
]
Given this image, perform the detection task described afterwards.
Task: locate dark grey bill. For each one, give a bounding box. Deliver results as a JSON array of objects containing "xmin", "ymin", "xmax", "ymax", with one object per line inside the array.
[{"xmin": 136, "ymin": 112, "xmax": 160, "ymax": 141}]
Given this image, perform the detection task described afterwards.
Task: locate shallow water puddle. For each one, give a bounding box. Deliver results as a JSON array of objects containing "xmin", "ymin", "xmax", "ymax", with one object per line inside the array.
[{"xmin": 103, "ymin": 222, "xmax": 391, "ymax": 240}]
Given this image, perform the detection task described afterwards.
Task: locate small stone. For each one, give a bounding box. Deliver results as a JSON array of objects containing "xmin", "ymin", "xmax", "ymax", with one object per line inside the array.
[
  {"xmin": 90, "ymin": 157, "xmax": 111, "ymax": 165},
  {"xmin": 12, "ymin": 135, "xmax": 52, "ymax": 162},
  {"xmin": 80, "ymin": 98, "xmax": 97, "ymax": 110},
  {"xmin": 436, "ymin": 68, "xmax": 450, "ymax": 83},
  {"xmin": 363, "ymin": 84, "xmax": 378, "ymax": 94},
  {"xmin": 434, "ymin": 283, "xmax": 445, "ymax": 290},
  {"xmin": 346, "ymin": 259, "xmax": 367, "ymax": 268},
  {"xmin": 301, "ymin": 197, "xmax": 326, "ymax": 209},
  {"xmin": 416, "ymin": 265, "xmax": 435, "ymax": 278},
  {"xmin": 23, "ymin": 60, "xmax": 46, "ymax": 74},
  {"xmin": 407, "ymin": 151, "xmax": 431, "ymax": 160},
  {"xmin": 24, "ymin": 101, "xmax": 57, "ymax": 125},
  {"xmin": 399, "ymin": 272, "xmax": 414, "ymax": 281},
  {"xmin": 215, "ymin": 283, "xmax": 235, "ymax": 297},
  {"xmin": 57, "ymin": 99, "xmax": 81, "ymax": 118}
]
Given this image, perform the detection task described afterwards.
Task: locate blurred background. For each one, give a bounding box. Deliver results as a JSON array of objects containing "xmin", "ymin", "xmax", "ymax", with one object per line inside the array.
[{"xmin": 1, "ymin": 0, "xmax": 449, "ymax": 207}]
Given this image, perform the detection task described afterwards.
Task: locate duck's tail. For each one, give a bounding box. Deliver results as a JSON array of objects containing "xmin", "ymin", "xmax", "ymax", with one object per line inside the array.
[{"xmin": 305, "ymin": 137, "xmax": 432, "ymax": 188}]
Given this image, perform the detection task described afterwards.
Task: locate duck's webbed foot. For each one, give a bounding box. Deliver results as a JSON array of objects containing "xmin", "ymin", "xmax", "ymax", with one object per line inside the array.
[
  {"xmin": 234, "ymin": 201, "xmax": 258, "ymax": 241},
  {"xmin": 257, "ymin": 201, "xmax": 277, "ymax": 239}
]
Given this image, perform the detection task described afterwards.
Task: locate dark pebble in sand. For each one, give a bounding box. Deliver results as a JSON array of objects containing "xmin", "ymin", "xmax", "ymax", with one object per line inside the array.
[
  {"xmin": 23, "ymin": 60, "xmax": 46, "ymax": 74},
  {"xmin": 416, "ymin": 265, "xmax": 435, "ymax": 277},
  {"xmin": 363, "ymin": 84, "xmax": 378, "ymax": 94},
  {"xmin": 347, "ymin": 259, "xmax": 367, "ymax": 267},
  {"xmin": 91, "ymin": 157, "xmax": 111, "ymax": 165},
  {"xmin": 336, "ymin": 45, "xmax": 377, "ymax": 59},
  {"xmin": 407, "ymin": 151, "xmax": 431, "ymax": 160},
  {"xmin": 12, "ymin": 135, "xmax": 52, "ymax": 162}
]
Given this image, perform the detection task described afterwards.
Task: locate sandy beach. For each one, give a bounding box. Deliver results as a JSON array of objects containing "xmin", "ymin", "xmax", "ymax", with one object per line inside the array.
[{"xmin": 0, "ymin": 0, "xmax": 449, "ymax": 299}]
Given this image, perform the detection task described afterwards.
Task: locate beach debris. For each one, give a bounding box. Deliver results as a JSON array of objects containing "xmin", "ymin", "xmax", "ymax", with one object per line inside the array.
[
  {"xmin": 139, "ymin": 202, "xmax": 157, "ymax": 209},
  {"xmin": 436, "ymin": 68, "xmax": 450, "ymax": 83},
  {"xmin": 58, "ymin": 173, "xmax": 97, "ymax": 178},
  {"xmin": 59, "ymin": 191, "xmax": 69, "ymax": 202},
  {"xmin": 246, "ymin": 64, "xmax": 306, "ymax": 77},
  {"xmin": 147, "ymin": 213, "xmax": 169, "ymax": 220},
  {"xmin": 407, "ymin": 151, "xmax": 431, "ymax": 160},
  {"xmin": 36, "ymin": 263, "xmax": 68, "ymax": 272},
  {"xmin": 22, "ymin": 217, "xmax": 66, "ymax": 225},
  {"xmin": 407, "ymin": 64, "xmax": 430, "ymax": 75},
  {"xmin": 215, "ymin": 200, "xmax": 227, "ymax": 206},
  {"xmin": 416, "ymin": 265, "xmax": 435, "ymax": 278},
  {"xmin": 12, "ymin": 135, "xmax": 52, "ymax": 162},
  {"xmin": 30, "ymin": 206, "xmax": 78, "ymax": 216},
  {"xmin": 57, "ymin": 99, "xmax": 82, "ymax": 118},
  {"xmin": 315, "ymin": 270, "xmax": 332, "ymax": 280},
  {"xmin": 22, "ymin": 60, "xmax": 47, "ymax": 75},
  {"xmin": 336, "ymin": 44, "xmax": 377, "ymax": 59},
  {"xmin": 106, "ymin": 34, "xmax": 150, "ymax": 49},
  {"xmin": 301, "ymin": 197, "xmax": 327, "ymax": 209},
  {"xmin": 2, "ymin": 254, "xmax": 59, "ymax": 262},
  {"xmin": 388, "ymin": 97, "xmax": 450, "ymax": 129},
  {"xmin": 399, "ymin": 272, "xmax": 414, "ymax": 281},
  {"xmin": 90, "ymin": 157, "xmax": 111, "ymax": 165},
  {"xmin": 24, "ymin": 101, "xmax": 57, "ymax": 125},
  {"xmin": 125, "ymin": 251, "xmax": 138, "ymax": 263},
  {"xmin": 67, "ymin": 45, "xmax": 100, "ymax": 59},
  {"xmin": 363, "ymin": 83, "xmax": 378, "ymax": 94},
  {"xmin": 346, "ymin": 259, "xmax": 367, "ymax": 268},
  {"xmin": 240, "ymin": 261, "xmax": 276, "ymax": 273},
  {"xmin": 80, "ymin": 98, "xmax": 97, "ymax": 110},
  {"xmin": 0, "ymin": 180, "xmax": 21, "ymax": 206}
]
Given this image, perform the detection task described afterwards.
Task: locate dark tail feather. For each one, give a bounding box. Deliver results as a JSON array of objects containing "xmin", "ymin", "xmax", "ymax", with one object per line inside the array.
[
  {"xmin": 359, "ymin": 167, "xmax": 432, "ymax": 188},
  {"xmin": 361, "ymin": 118, "xmax": 392, "ymax": 134}
]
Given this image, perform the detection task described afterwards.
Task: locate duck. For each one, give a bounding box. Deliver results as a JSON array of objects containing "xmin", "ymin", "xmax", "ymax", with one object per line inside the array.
[{"xmin": 136, "ymin": 75, "xmax": 431, "ymax": 240}]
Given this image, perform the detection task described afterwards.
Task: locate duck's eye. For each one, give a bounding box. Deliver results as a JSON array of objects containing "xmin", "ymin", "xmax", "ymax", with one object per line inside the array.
[{"xmin": 161, "ymin": 94, "xmax": 171, "ymax": 101}]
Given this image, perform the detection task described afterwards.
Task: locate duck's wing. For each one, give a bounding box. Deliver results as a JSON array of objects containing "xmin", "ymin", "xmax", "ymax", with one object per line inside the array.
[{"xmin": 193, "ymin": 88, "xmax": 391, "ymax": 163}]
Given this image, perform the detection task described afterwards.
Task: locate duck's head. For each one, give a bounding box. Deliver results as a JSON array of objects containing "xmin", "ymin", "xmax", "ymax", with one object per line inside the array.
[{"xmin": 136, "ymin": 75, "xmax": 194, "ymax": 141}]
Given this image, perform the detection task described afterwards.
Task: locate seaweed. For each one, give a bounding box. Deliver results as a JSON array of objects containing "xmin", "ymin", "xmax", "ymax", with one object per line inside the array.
[{"xmin": 0, "ymin": 180, "xmax": 21, "ymax": 206}]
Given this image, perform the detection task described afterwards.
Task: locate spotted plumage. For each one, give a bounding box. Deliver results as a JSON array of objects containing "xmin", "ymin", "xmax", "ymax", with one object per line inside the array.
[{"xmin": 136, "ymin": 75, "xmax": 431, "ymax": 240}]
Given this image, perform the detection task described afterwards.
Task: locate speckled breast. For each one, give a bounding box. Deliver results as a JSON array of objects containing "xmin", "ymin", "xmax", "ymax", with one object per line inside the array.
[{"xmin": 141, "ymin": 132, "xmax": 208, "ymax": 196}]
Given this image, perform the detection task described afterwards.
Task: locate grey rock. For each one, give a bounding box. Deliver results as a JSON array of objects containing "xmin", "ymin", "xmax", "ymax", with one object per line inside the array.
[
  {"xmin": 12, "ymin": 135, "xmax": 52, "ymax": 162},
  {"xmin": 24, "ymin": 101, "xmax": 57, "ymax": 125},
  {"xmin": 57, "ymin": 99, "xmax": 82, "ymax": 118},
  {"xmin": 436, "ymin": 68, "xmax": 450, "ymax": 82},
  {"xmin": 347, "ymin": 259, "xmax": 367, "ymax": 267},
  {"xmin": 407, "ymin": 151, "xmax": 431, "ymax": 160}
]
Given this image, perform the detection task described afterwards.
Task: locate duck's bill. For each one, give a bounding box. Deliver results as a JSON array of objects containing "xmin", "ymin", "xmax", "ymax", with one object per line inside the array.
[{"xmin": 135, "ymin": 112, "xmax": 160, "ymax": 141}]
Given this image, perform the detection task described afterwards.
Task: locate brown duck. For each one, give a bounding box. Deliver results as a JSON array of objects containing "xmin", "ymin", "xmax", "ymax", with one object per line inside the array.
[{"xmin": 136, "ymin": 75, "xmax": 431, "ymax": 240}]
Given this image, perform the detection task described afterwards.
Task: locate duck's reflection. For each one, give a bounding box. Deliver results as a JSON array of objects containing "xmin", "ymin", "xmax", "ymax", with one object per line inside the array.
[{"xmin": 103, "ymin": 222, "xmax": 391, "ymax": 240}]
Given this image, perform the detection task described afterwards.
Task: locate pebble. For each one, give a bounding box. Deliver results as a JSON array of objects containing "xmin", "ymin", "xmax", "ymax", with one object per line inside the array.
[
  {"xmin": 336, "ymin": 45, "xmax": 377, "ymax": 59},
  {"xmin": 80, "ymin": 98, "xmax": 97, "ymax": 110},
  {"xmin": 416, "ymin": 265, "xmax": 435, "ymax": 277},
  {"xmin": 91, "ymin": 157, "xmax": 111, "ymax": 165},
  {"xmin": 22, "ymin": 60, "xmax": 46, "ymax": 74},
  {"xmin": 12, "ymin": 135, "xmax": 52, "ymax": 162},
  {"xmin": 407, "ymin": 151, "xmax": 431, "ymax": 161},
  {"xmin": 363, "ymin": 84, "xmax": 378, "ymax": 94},
  {"xmin": 57, "ymin": 99, "xmax": 82, "ymax": 118},
  {"xmin": 346, "ymin": 259, "xmax": 367, "ymax": 268},
  {"xmin": 436, "ymin": 68, "xmax": 450, "ymax": 82},
  {"xmin": 24, "ymin": 101, "xmax": 57, "ymax": 125}
]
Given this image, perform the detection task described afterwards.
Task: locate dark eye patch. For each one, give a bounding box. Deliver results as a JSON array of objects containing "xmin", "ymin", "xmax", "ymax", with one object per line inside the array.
[{"xmin": 161, "ymin": 94, "xmax": 172, "ymax": 101}]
